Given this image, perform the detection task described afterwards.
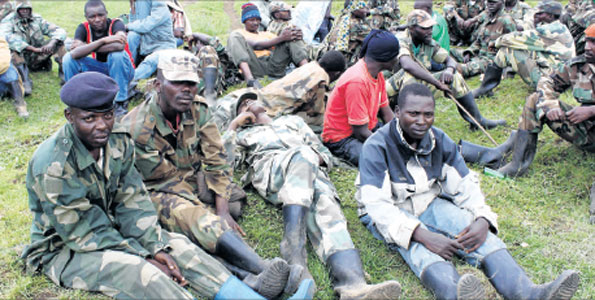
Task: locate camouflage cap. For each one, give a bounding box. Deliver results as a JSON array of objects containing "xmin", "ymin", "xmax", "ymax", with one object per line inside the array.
[
  {"xmin": 270, "ymin": 1, "xmax": 292, "ymax": 15},
  {"xmin": 157, "ymin": 49, "xmax": 200, "ymax": 83},
  {"xmin": 407, "ymin": 9, "xmax": 437, "ymax": 28},
  {"xmin": 16, "ymin": 0, "xmax": 32, "ymax": 10},
  {"xmin": 536, "ymin": 0, "xmax": 562, "ymax": 16}
]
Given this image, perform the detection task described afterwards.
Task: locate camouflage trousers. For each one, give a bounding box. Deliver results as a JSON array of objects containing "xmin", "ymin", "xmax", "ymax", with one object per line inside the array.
[
  {"xmin": 196, "ymin": 37, "xmax": 241, "ymax": 94},
  {"xmin": 42, "ymin": 231, "xmax": 231, "ymax": 299},
  {"xmin": 11, "ymin": 42, "xmax": 66, "ymax": 71},
  {"xmin": 386, "ymin": 68, "xmax": 471, "ymax": 102},
  {"xmin": 459, "ymin": 56, "xmax": 491, "ymax": 78},
  {"xmin": 227, "ymin": 31, "xmax": 308, "ymax": 79},
  {"xmin": 519, "ymin": 93, "xmax": 595, "ymax": 152},
  {"xmin": 249, "ymin": 145, "xmax": 355, "ymax": 261},
  {"xmin": 493, "ymin": 48, "xmax": 554, "ymax": 90}
]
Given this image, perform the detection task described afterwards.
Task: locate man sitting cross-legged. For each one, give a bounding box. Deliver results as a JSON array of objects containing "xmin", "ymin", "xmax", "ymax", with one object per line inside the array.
[{"xmin": 356, "ymin": 83, "xmax": 580, "ymax": 300}]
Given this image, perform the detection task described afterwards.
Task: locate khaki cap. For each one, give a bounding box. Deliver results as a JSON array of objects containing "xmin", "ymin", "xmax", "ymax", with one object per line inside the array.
[
  {"xmin": 407, "ymin": 9, "xmax": 436, "ymax": 28},
  {"xmin": 157, "ymin": 49, "xmax": 200, "ymax": 83}
]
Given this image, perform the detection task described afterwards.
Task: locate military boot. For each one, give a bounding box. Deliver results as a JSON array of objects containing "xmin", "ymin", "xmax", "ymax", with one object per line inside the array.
[
  {"xmin": 328, "ymin": 249, "xmax": 402, "ymax": 300},
  {"xmin": 15, "ymin": 63, "xmax": 33, "ymax": 96},
  {"xmin": 215, "ymin": 230, "xmax": 293, "ymax": 299},
  {"xmin": 482, "ymin": 249, "xmax": 579, "ymax": 300},
  {"xmin": 472, "ymin": 64, "xmax": 503, "ymax": 99},
  {"xmin": 456, "ymin": 92, "xmax": 506, "ymax": 130},
  {"xmin": 420, "ymin": 261, "xmax": 485, "ymax": 300},
  {"xmin": 8, "ymin": 80, "xmax": 28, "ymax": 119},
  {"xmin": 497, "ymin": 130, "xmax": 537, "ymax": 177},
  {"xmin": 202, "ymin": 67, "xmax": 218, "ymax": 107},
  {"xmin": 459, "ymin": 130, "xmax": 517, "ymax": 169}
]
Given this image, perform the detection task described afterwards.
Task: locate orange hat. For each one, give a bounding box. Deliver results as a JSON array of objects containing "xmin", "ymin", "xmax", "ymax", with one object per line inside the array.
[{"xmin": 585, "ymin": 24, "xmax": 595, "ymax": 38}]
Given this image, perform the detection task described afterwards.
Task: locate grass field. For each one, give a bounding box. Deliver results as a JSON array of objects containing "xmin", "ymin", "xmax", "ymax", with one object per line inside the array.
[{"xmin": 0, "ymin": 1, "xmax": 593, "ymax": 299}]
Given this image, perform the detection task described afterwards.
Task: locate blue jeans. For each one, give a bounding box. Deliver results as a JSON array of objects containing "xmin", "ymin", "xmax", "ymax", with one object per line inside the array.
[
  {"xmin": 324, "ymin": 123, "xmax": 382, "ymax": 167},
  {"xmin": 360, "ymin": 198, "xmax": 506, "ymax": 278},
  {"xmin": 127, "ymin": 31, "xmax": 141, "ymax": 64},
  {"xmin": 63, "ymin": 51, "xmax": 134, "ymax": 102},
  {"xmin": 0, "ymin": 63, "xmax": 20, "ymax": 96},
  {"xmin": 133, "ymin": 51, "xmax": 159, "ymax": 81}
]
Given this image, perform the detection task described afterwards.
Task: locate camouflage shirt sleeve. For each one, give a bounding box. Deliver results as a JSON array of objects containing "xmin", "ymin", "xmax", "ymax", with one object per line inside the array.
[
  {"xmin": 296, "ymin": 117, "xmax": 334, "ymax": 169},
  {"xmin": 41, "ymin": 18, "xmax": 66, "ymax": 42},
  {"xmin": 0, "ymin": 17, "xmax": 29, "ymax": 52},
  {"xmin": 536, "ymin": 62, "xmax": 573, "ymax": 113}
]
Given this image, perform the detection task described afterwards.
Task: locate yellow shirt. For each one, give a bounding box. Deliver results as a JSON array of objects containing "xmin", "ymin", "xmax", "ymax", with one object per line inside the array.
[{"xmin": 238, "ymin": 29, "xmax": 277, "ymax": 57}]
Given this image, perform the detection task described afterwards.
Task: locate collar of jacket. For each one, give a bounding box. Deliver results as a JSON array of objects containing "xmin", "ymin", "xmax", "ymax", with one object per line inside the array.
[
  {"xmin": 390, "ymin": 118, "xmax": 435, "ymax": 156},
  {"xmin": 149, "ymin": 92, "xmax": 195, "ymax": 137}
]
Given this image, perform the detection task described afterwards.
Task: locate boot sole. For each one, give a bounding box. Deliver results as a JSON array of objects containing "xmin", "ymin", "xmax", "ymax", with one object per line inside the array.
[
  {"xmin": 337, "ymin": 281, "xmax": 402, "ymax": 300},
  {"xmin": 547, "ymin": 270, "xmax": 580, "ymax": 300},
  {"xmin": 457, "ymin": 274, "xmax": 485, "ymax": 300},
  {"xmin": 257, "ymin": 258, "xmax": 290, "ymax": 299}
]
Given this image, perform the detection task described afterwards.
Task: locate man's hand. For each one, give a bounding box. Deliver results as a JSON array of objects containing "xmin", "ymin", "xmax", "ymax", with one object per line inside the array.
[
  {"xmin": 456, "ymin": 218, "xmax": 489, "ymax": 253},
  {"xmin": 228, "ymin": 111, "xmax": 256, "ymax": 131},
  {"xmin": 566, "ymin": 106, "xmax": 595, "ymax": 125},
  {"xmin": 440, "ymin": 68, "xmax": 454, "ymax": 84},
  {"xmin": 413, "ymin": 227, "xmax": 463, "ymax": 260},
  {"xmin": 173, "ymin": 27, "xmax": 185, "ymax": 39},
  {"xmin": 436, "ymin": 81, "xmax": 453, "ymax": 96},
  {"xmin": 218, "ymin": 210, "xmax": 246, "ymax": 236},
  {"xmin": 148, "ymin": 251, "xmax": 188, "ymax": 286},
  {"xmin": 102, "ymin": 34, "xmax": 127, "ymax": 45},
  {"xmin": 546, "ymin": 107, "xmax": 565, "ymax": 122},
  {"xmin": 40, "ymin": 40, "xmax": 57, "ymax": 54},
  {"xmin": 279, "ymin": 27, "xmax": 297, "ymax": 42}
]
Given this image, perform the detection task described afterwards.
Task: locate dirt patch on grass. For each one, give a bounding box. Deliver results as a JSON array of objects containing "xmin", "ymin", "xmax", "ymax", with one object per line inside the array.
[{"xmin": 224, "ymin": 0, "xmax": 241, "ymax": 31}]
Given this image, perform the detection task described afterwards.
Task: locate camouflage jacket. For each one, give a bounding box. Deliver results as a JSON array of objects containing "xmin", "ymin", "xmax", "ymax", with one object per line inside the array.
[
  {"xmin": 504, "ymin": 1, "xmax": 533, "ymax": 30},
  {"xmin": 121, "ymin": 92, "xmax": 233, "ymax": 202},
  {"xmin": 443, "ymin": 0, "xmax": 485, "ymax": 20},
  {"xmin": 495, "ymin": 20, "xmax": 575, "ymax": 67},
  {"xmin": 396, "ymin": 29, "xmax": 450, "ymax": 71},
  {"xmin": 0, "ymin": 12, "xmax": 66, "ymax": 52},
  {"xmin": 267, "ymin": 20, "xmax": 291, "ymax": 36},
  {"xmin": 535, "ymin": 54, "xmax": 595, "ymax": 119},
  {"xmin": 0, "ymin": 1, "xmax": 14, "ymax": 22},
  {"xmin": 21, "ymin": 124, "xmax": 168, "ymax": 273},
  {"xmin": 369, "ymin": 0, "xmax": 400, "ymax": 30},
  {"xmin": 222, "ymin": 115, "xmax": 333, "ymax": 188},
  {"xmin": 322, "ymin": 1, "xmax": 371, "ymax": 63},
  {"xmin": 465, "ymin": 9, "xmax": 516, "ymax": 57}
]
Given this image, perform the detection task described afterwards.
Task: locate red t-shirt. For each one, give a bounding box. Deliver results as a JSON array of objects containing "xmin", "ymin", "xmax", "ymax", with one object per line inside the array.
[{"xmin": 322, "ymin": 59, "xmax": 389, "ymax": 143}]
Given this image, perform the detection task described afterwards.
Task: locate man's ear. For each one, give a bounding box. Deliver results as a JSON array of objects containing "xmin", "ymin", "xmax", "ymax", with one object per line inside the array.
[
  {"xmin": 64, "ymin": 108, "xmax": 73, "ymax": 124},
  {"xmin": 153, "ymin": 79, "xmax": 161, "ymax": 93},
  {"xmin": 394, "ymin": 105, "xmax": 400, "ymax": 118}
]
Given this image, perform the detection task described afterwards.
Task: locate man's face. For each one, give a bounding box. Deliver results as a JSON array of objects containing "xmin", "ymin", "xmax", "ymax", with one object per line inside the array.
[
  {"xmin": 487, "ymin": 0, "xmax": 503, "ymax": 15},
  {"xmin": 396, "ymin": 95, "xmax": 435, "ymax": 143},
  {"xmin": 244, "ymin": 17, "xmax": 261, "ymax": 33},
  {"xmin": 17, "ymin": 7, "xmax": 32, "ymax": 19},
  {"xmin": 410, "ymin": 24, "xmax": 433, "ymax": 45},
  {"xmin": 273, "ymin": 10, "xmax": 291, "ymax": 21},
  {"xmin": 85, "ymin": 5, "xmax": 108, "ymax": 32},
  {"xmin": 352, "ymin": 8, "xmax": 370, "ymax": 19},
  {"xmin": 65, "ymin": 108, "xmax": 114, "ymax": 150},
  {"xmin": 157, "ymin": 78, "xmax": 198, "ymax": 115},
  {"xmin": 533, "ymin": 11, "xmax": 551, "ymax": 27},
  {"xmin": 585, "ymin": 38, "xmax": 595, "ymax": 63}
]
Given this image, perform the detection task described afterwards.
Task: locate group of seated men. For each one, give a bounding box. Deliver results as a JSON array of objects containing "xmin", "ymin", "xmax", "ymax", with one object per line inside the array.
[{"xmin": 10, "ymin": 0, "xmax": 594, "ymax": 299}]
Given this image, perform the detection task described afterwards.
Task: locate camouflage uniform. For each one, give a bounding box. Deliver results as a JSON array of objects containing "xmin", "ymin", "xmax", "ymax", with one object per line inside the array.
[
  {"xmin": 21, "ymin": 123, "xmax": 232, "ymax": 299},
  {"xmin": 222, "ymin": 114, "xmax": 355, "ymax": 262},
  {"xmin": 0, "ymin": 1, "xmax": 66, "ymax": 70},
  {"xmin": 121, "ymin": 93, "xmax": 236, "ymax": 252},
  {"xmin": 504, "ymin": 0, "xmax": 534, "ymax": 30},
  {"xmin": 454, "ymin": 9, "xmax": 516, "ymax": 77},
  {"xmin": 312, "ymin": 0, "xmax": 371, "ymax": 67},
  {"xmin": 493, "ymin": 20, "xmax": 575, "ymax": 89},
  {"xmin": 443, "ymin": 0, "xmax": 486, "ymax": 45},
  {"xmin": 386, "ymin": 29, "xmax": 470, "ymax": 101},
  {"xmin": 518, "ymin": 54, "xmax": 595, "ymax": 152},
  {"xmin": 566, "ymin": 2, "xmax": 595, "ymax": 55},
  {"xmin": 369, "ymin": 0, "xmax": 400, "ymax": 31}
]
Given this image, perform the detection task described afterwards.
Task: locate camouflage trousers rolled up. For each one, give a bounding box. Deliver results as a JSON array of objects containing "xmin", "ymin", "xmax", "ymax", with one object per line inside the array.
[
  {"xmin": 386, "ymin": 68, "xmax": 471, "ymax": 101},
  {"xmin": 227, "ymin": 31, "xmax": 308, "ymax": 79},
  {"xmin": 493, "ymin": 48, "xmax": 554, "ymax": 89},
  {"xmin": 151, "ymin": 190, "xmax": 229, "ymax": 253},
  {"xmin": 11, "ymin": 42, "xmax": 66, "ymax": 71},
  {"xmin": 250, "ymin": 145, "xmax": 355, "ymax": 261},
  {"xmin": 196, "ymin": 37, "xmax": 242, "ymax": 94},
  {"xmin": 42, "ymin": 231, "xmax": 231, "ymax": 299},
  {"xmin": 519, "ymin": 93, "xmax": 595, "ymax": 152}
]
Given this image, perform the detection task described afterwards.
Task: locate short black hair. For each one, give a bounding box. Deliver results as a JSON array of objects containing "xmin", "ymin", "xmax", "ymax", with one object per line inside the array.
[
  {"xmin": 84, "ymin": 0, "xmax": 106, "ymax": 14},
  {"xmin": 397, "ymin": 83, "xmax": 434, "ymax": 109},
  {"xmin": 318, "ymin": 50, "xmax": 346, "ymax": 73}
]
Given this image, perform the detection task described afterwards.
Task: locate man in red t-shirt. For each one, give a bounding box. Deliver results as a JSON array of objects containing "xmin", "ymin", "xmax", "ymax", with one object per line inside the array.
[{"xmin": 322, "ymin": 30, "xmax": 399, "ymax": 166}]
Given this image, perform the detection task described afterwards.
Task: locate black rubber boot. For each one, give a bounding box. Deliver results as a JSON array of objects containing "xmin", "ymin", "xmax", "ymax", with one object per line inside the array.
[
  {"xmin": 280, "ymin": 204, "xmax": 314, "ymax": 294},
  {"xmin": 420, "ymin": 261, "xmax": 485, "ymax": 300},
  {"xmin": 456, "ymin": 92, "xmax": 506, "ymax": 130},
  {"xmin": 482, "ymin": 249, "xmax": 580, "ymax": 300},
  {"xmin": 202, "ymin": 67, "xmax": 218, "ymax": 107},
  {"xmin": 497, "ymin": 130, "xmax": 537, "ymax": 177},
  {"xmin": 9, "ymin": 80, "xmax": 28, "ymax": 119},
  {"xmin": 215, "ymin": 231, "xmax": 290, "ymax": 299},
  {"xmin": 459, "ymin": 130, "xmax": 517, "ymax": 169},
  {"xmin": 328, "ymin": 249, "xmax": 402, "ymax": 300},
  {"xmin": 15, "ymin": 63, "xmax": 32, "ymax": 96},
  {"xmin": 472, "ymin": 64, "xmax": 503, "ymax": 99}
]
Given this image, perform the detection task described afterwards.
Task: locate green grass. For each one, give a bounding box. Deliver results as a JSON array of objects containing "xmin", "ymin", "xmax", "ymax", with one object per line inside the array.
[{"xmin": 0, "ymin": 1, "xmax": 593, "ymax": 299}]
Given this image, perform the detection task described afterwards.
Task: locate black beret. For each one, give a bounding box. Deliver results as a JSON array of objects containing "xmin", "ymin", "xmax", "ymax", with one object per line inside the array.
[{"xmin": 60, "ymin": 72, "xmax": 118, "ymax": 112}]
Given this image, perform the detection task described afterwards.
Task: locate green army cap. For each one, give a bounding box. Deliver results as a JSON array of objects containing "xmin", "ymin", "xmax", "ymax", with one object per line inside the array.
[
  {"xmin": 407, "ymin": 9, "xmax": 437, "ymax": 28},
  {"xmin": 16, "ymin": 0, "xmax": 32, "ymax": 10},
  {"xmin": 270, "ymin": 1, "xmax": 292, "ymax": 16},
  {"xmin": 157, "ymin": 49, "xmax": 200, "ymax": 83},
  {"xmin": 536, "ymin": 0, "xmax": 563, "ymax": 16}
]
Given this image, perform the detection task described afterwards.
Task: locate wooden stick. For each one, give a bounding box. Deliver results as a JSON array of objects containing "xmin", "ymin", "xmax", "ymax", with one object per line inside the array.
[{"xmin": 447, "ymin": 94, "xmax": 498, "ymax": 146}]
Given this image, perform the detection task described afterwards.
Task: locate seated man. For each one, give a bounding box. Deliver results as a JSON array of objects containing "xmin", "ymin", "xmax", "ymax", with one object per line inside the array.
[
  {"xmin": 413, "ymin": 0, "xmax": 450, "ymax": 52},
  {"xmin": 356, "ymin": 83, "xmax": 580, "ymax": 300},
  {"xmin": 369, "ymin": 0, "xmax": 400, "ymax": 31},
  {"xmin": 167, "ymin": 0, "xmax": 192, "ymax": 48},
  {"xmin": 503, "ymin": 0, "xmax": 533, "ymax": 30},
  {"xmin": 0, "ymin": 36, "xmax": 27, "ymax": 119},
  {"xmin": 474, "ymin": 0, "xmax": 575, "ymax": 97},
  {"xmin": 121, "ymin": 50, "xmax": 304, "ymax": 299},
  {"xmin": 227, "ymin": 3, "xmax": 307, "ymax": 88},
  {"xmin": 219, "ymin": 92, "xmax": 403, "ymax": 299},
  {"xmin": 64, "ymin": 0, "xmax": 135, "ymax": 117},
  {"xmin": 386, "ymin": 10, "xmax": 505, "ymax": 131},
  {"xmin": 489, "ymin": 25, "xmax": 595, "ymax": 177},
  {"xmin": 267, "ymin": 1, "xmax": 293, "ymax": 36},
  {"xmin": 442, "ymin": 0, "xmax": 485, "ymax": 46},
  {"xmin": 321, "ymin": 30, "xmax": 397, "ymax": 167},
  {"xmin": 0, "ymin": 0, "xmax": 67, "ymax": 95},
  {"xmin": 126, "ymin": 0, "xmax": 176, "ymax": 64},
  {"xmin": 21, "ymin": 72, "xmax": 300, "ymax": 300}
]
